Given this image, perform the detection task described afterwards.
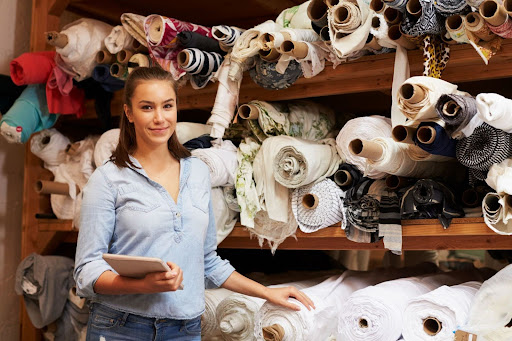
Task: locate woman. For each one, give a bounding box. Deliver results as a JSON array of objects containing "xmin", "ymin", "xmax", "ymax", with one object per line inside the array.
[{"xmin": 74, "ymin": 67, "xmax": 314, "ymax": 340}]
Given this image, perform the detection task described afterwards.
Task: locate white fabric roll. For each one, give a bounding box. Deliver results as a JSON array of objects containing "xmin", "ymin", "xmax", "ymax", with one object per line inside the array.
[
  {"xmin": 231, "ymin": 21, "xmax": 278, "ymax": 63},
  {"xmin": 402, "ymin": 281, "xmax": 482, "ymax": 341},
  {"xmin": 120, "ymin": 13, "xmax": 148, "ymax": 47},
  {"xmin": 216, "ymin": 277, "xmax": 322, "ymax": 341},
  {"xmin": 93, "ymin": 128, "xmax": 119, "ymax": 167},
  {"xmin": 275, "ymin": 1, "xmax": 313, "ymax": 29},
  {"xmin": 398, "ymin": 76, "xmax": 467, "ymax": 122},
  {"xmin": 338, "ymin": 269, "xmax": 490, "ymax": 341},
  {"xmin": 461, "ymin": 265, "xmax": 512, "ymax": 341},
  {"xmin": 253, "ymin": 136, "xmax": 341, "ymax": 223},
  {"xmin": 482, "ymin": 192, "xmax": 512, "ymax": 235},
  {"xmin": 486, "ymin": 158, "xmax": 512, "ymax": 195},
  {"xmin": 211, "ymin": 187, "xmax": 238, "ymax": 245},
  {"xmin": 175, "ymin": 122, "xmax": 211, "ymax": 144},
  {"xmin": 104, "ymin": 25, "xmax": 134, "ymax": 55},
  {"xmin": 336, "ymin": 115, "xmax": 392, "ymax": 179},
  {"xmin": 56, "ymin": 19, "xmax": 113, "ymax": 81},
  {"xmin": 191, "ymin": 140, "xmax": 238, "ymax": 187},
  {"xmin": 202, "ymin": 288, "xmax": 234, "ymax": 339},
  {"xmin": 476, "ymin": 93, "xmax": 512, "ymax": 133},
  {"xmin": 294, "ymin": 41, "xmax": 334, "ymax": 78},
  {"xmin": 30, "ymin": 129, "xmax": 70, "ymax": 171},
  {"xmin": 291, "ymin": 178, "xmax": 345, "ymax": 233}
]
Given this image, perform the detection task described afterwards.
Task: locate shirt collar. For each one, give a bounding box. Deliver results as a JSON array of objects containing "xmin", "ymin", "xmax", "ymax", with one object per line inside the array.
[{"xmin": 127, "ymin": 154, "xmax": 191, "ymax": 186}]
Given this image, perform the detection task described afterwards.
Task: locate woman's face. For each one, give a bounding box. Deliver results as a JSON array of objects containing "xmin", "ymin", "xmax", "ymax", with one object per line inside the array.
[{"xmin": 124, "ymin": 80, "xmax": 177, "ymax": 151}]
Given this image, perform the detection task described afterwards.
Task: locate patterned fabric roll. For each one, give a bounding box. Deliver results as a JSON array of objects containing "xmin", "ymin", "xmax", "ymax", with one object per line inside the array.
[
  {"xmin": 249, "ymin": 56, "xmax": 303, "ymax": 90},
  {"xmin": 435, "ymin": 94, "xmax": 478, "ymax": 139},
  {"xmin": 433, "ymin": 0, "xmax": 470, "ymax": 17},
  {"xmin": 400, "ymin": 0, "xmax": 444, "ymax": 36}
]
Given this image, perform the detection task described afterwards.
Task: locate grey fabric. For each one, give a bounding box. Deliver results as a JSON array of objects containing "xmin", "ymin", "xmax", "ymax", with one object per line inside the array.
[
  {"xmin": 50, "ymin": 299, "xmax": 89, "ymax": 341},
  {"xmin": 15, "ymin": 253, "xmax": 75, "ymax": 328},
  {"xmin": 249, "ymin": 56, "xmax": 303, "ymax": 90}
]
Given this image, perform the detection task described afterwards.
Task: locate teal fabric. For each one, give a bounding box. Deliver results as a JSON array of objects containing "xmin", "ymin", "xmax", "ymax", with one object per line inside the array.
[{"xmin": 0, "ymin": 84, "xmax": 59, "ymax": 143}]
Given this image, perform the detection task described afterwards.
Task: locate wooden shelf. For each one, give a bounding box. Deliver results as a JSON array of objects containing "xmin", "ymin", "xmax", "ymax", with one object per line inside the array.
[{"xmin": 35, "ymin": 217, "xmax": 512, "ymax": 250}]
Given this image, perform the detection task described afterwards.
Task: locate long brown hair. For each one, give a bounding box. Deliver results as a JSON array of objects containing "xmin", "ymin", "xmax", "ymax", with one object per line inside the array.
[{"xmin": 111, "ymin": 67, "xmax": 191, "ymax": 168}]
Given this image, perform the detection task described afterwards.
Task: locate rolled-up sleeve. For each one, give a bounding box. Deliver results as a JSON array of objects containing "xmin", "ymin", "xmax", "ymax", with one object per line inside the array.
[
  {"xmin": 74, "ymin": 167, "xmax": 117, "ymax": 298},
  {"xmin": 203, "ymin": 183, "xmax": 235, "ymax": 289}
]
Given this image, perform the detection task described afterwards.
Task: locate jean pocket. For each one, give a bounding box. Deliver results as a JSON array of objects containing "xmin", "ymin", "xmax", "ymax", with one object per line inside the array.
[
  {"xmin": 189, "ymin": 185, "xmax": 209, "ymax": 213},
  {"xmin": 91, "ymin": 312, "xmax": 119, "ymax": 330},
  {"xmin": 183, "ymin": 317, "xmax": 201, "ymax": 336}
]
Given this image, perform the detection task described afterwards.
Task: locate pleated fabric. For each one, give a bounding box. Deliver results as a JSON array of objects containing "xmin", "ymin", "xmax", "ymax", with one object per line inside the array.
[
  {"xmin": 338, "ymin": 269, "xmax": 492, "ymax": 341},
  {"xmin": 291, "ymin": 178, "xmax": 345, "ymax": 233},
  {"xmin": 460, "ymin": 265, "xmax": 512, "ymax": 341},
  {"xmin": 402, "ymin": 281, "xmax": 482, "ymax": 340},
  {"xmin": 202, "ymin": 288, "xmax": 234, "ymax": 340}
]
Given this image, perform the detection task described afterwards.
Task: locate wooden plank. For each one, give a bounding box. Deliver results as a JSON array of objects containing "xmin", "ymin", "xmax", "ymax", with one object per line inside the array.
[
  {"xmin": 30, "ymin": 0, "xmax": 60, "ymax": 52},
  {"xmin": 38, "ymin": 219, "xmax": 74, "ymax": 231}
]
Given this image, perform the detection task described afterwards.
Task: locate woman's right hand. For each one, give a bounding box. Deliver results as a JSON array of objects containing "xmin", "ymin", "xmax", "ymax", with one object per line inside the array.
[{"xmin": 142, "ymin": 261, "xmax": 183, "ymax": 293}]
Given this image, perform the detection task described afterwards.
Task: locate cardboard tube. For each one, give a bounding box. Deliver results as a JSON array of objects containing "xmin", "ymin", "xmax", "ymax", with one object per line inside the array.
[
  {"xmin": 466, "ymin": 12, "xmax": 496, "ymax": 41},
  {"xmin": 359, "ymin": 318, "xmax": 369, "ymax": 328},
  {"xmin": 423, "ymin": 317, "xmax": 442, "ymax": 336},
  {"xmin": 505, "ymin": 0, "xmax": 512, "ymax": 15},
  {"xmin": 177, "ymin": 50, "xmax": 191, "ymax": 67},
  {"xmin": 349, "ymin": 139, "xmax": 384, "ymax": 161},
  {"xmin": 281, "ymin": 40, "xmax": 309, "ymax": 59},
  {"xmin": 365, "ymin": 34, "xmax": 382, "ymax": 50},
  {"xmin": 407, "ymin": 0, "xmax": 422, "ymax": 19},
  {"xmin": 440, "ymin": 34, "xmax": 458, "ymax": 45},
  {"xmin": 506, "ymin": 194, "xmax": 512, "ymax": 209},
  {"xmin": 485, "ymin": 193, "xmax": 501, "ymax": 213},
  {"xmin": 392, "ymin": 125, "xmax": 417, "ymax": 144},
  {"xmin": 334, "ymin": 6, "xmax": 350, "ymax": 24},
  {"xmin": 384, "ymin": 7, "xmax": 403, "ymax": 25},
  {"xmin": 447, "ymin": 15, "xmax": 464, "ymax": 31},
  {"xmin": 45, "ymin": 31, "xmax": 68, "ymax": 48},
  {"xmin": 480, "ymin": 0, "xmax": 508, "ymax": 27},
  {"xmin": 308, "ymin": 0, "xmax": 329, "ymax": 24},
  {"xmin": 370, "ymin": 0, "xmax": 386, "ymax": 13},
  {"xmin": 65, "ymin": 142, "xmax": 80, "ymax": 156},
  {"xmin": 326, "ymin": 0, "xmax": 340, "ymax": 7},
  {"xmin": 95, "ymin": 49, "xmax": 116, "ymax": 64},
  {"xmin": 400, "ymin": 83, "xmax": 426, "ymax": 104},
  {"xmin": 262, "ymin": 324, "xmax": 285, "ymax": 341},
  {"xmin": 320, "ymin": 26, "xmax": 331, "ymax": 41},
  {"xmin": 462, "ymin": 188, "xmax": 480, "ymax": 207},
  {"xmin": 443, "ymin": 100, "xmax": 461, "ymax": 117},
  {"xmin": 386, "ymin": 175, "xmax": 411, "ymax": 190},
  {"xmin": 219, "ymin": 318, "xmax": 245, "ymax": 333},
  {"xmin": 131, "ymin": 40, "xmax": 148, "ymax": 53},
  {"xmin": 302, "ymin": 193, "xmax": 319, "ymax": 209},
  {"xmin": 35, "ymin": 180, "xmax": 78, "ymax": 196},
  {"xmin": 261, "ymin": 33, "xmax": 275, "ymax": 49},
  {"xmin": 117, "ymin": 49, "xmax": 134, "ymax": 64},
  {"xmin": 259, "ymin": 48, "xmax": 281, "ymax": 62},
  {"xmin": 238, "ymin": 104, "xmax": 260, "ymax": 120},
  {"xmin": 416, "ymin": 126, "xmax": 436, "ymax": 144},
  {"xmin": 372, "ymin": 16, "xmax": 382, "ymax": 29},
  {"xmin": 148, "ymin": 16, "xmax": 165, "ymax": 44},
  {"xmin": 388, "ymin": 25, "xmax": 416, "ymax": 49},
  {"xmin": 110, "ymin": 63, "xmax": 128, "ymax": 78},
  {"xmin": 334, "ymin": 170, "xmax": 353, "ymax": 187}
]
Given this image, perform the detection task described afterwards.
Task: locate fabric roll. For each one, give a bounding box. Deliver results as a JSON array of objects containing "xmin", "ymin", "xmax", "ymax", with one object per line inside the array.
[
  {"xmin": 14, "ymin": 253, "xmax": 75, "ymax": 329},
  {"xmin": 330, "ymin": 1, "xmax": 364, "ymax": 33},
  {"xmin": 487, "ymin": 16, "xmax": 512, "ymax": 38},
  {"xmin": 249, "ymin": 56, "xmax": 303, "ymax": 90},
  {"xmin": 456, "ymin": 123, "xmax": 512, "ymax": 182},
  {"xmin": 329, "ymin": 0, "xmax": 373, "ymax": 58},
  {"xmin": 127, "ymin": 53, "xmax": 154, "ymax": 73},
  {"xmin": 223, "ymin": 186, "xmax": 240, "ymax": 213},
  {"xmin": 291, "ymin": 178, "xmax": 345, "ymax": 233},
  {"xmin": 385, "ymin": 0, "xmax": 408, "ymax": 12},
  {"xmin": 482, "ymin": 192, "xmax": 512, "ymax": 235},
  {"xmin": 336, "ymin": 116, "xmax": 393, "ymax": 179},
  {"xmin": 105, "ymin": 25, "xmax": 135, "ymax": 54},
  {"xmin": 92, "ymin": 64, "xmax": 125, "ymax": 92},
  {"xmin": 434, "ymin": 0, "xmax": 470, "ymax": 16},
  {"xmin": 401, "ymin": 179, "xmax": 465, "ymax": 228},
  {"xmin": 30, "ymin": 129, "xmax": 70, "ymax": 170},
  {"xmin": 191, "ymin": 139, "xmax": 238, "ymax": 187},
  {"xmin": 367, "ymin": 137, "xmax": 455, "ymax": 178},
  {"xmin": 179, "ymin": 48, "xmax": 223, "ymax": 89},
  {"xmin": 291, "ymin": 41, "xmax": 336, "ymax": 78},
  {"xmin": 143, "ymin": 15, "xmax": 212, "ymax": 80},
  {"xmin": 235, "ymin": 137, "xmax": 262, "ymax": 228},
  {"xmin": 412, "ymin": 121, "xmax": 457, "ymax": 157},
  {"xmin": 230, "ymin": 20, "xmax": 277, "ymax": 65},
  {"xmin": 461, "ymin": 265, "xmax": 512, "ymax": 340},
  {"xmin": 405, "ymin": 144, "xmax": 454, "ymax": 162},
  {"xmin": 177, "ymin": 31, "xmax": 225, "ymax": 55},
  {"xmin": 435, "ymin": 93, "xmax": 479, "ymax": 139},
  {"xmin": 56, "ymin": 18, "xmax": 113, "ymax": 81},
  {"xmin": 244, "ymin": 100, "xmax": 335, "ymax": 141},
  {"xmin": 263, "ymin": 28, "xmax": 319, "ymax": 51},
  {"xmin": 202, "ymin": 288, "xmax": 234, "ymax": 339},
  {"xmin": 10, "ymin": 51, "xmax": 55, "ymax": 85},
  {"xmin": 486, "ymin": 158, "xmax": 512, "ymax": 195},
  {"xmin": 402, "ymin": 281, "xmax": 482, "ymax": 340},
  {"xmin": 212, "ymin": 25, "xmax": 245, "ymax": 50},
  {"xmin": 400, "ymin": 0, "xmax": 444, "ymax": 36},
  {"xmin": 398, "ymin": 76, "xmax": 466, "ymax": 122},
  {"xmin": 211, "ymin": 187, "xmax": 238, "ymax": 244},
  {"xmin": 330, "ymin": 163, "xmax": 363, "ymax": 191},
  {"xmin": 120, "ymin": 13, "xmax": 148, "ymax": 47},
  {"xmin": 175, "ymin": 122, "xmax": 211, "ymax": 144},
  {"xmin": 466, "ymin": 12, "xmax": 496, "ymax": 41},
  {"xmin": 276, "ymin": 1, "xmax": 313, "ymax": 29},
  {"xmin": 344, "ymin": 179, "xmax": 381, "ymax": 243},
  {"xmin": 476, "ymin": 93, "xmax": 512, "ymax": 133},
  {"xmin": 257, "ymin": 264, "xmax": 439, "ymax": 341},
  {"xmin": 0, "ymin": 84, "xmax": 59, "ymax": 144},
  {"xmin": 93, "ymin": 128, "xmax": 119, "ymax": 167},
  {"xmin": 338, "ymin": 269, "xmax": 492, "ymax": 341},
  {"xmin": 183, "ymin": 135, "xmax": 214, "ymax": 150}
]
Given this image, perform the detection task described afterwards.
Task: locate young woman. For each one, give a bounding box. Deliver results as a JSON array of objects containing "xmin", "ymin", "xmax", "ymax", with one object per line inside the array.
[{"xmin": 74, "ymin": 67, "xmax": 314, "ymax": 340}]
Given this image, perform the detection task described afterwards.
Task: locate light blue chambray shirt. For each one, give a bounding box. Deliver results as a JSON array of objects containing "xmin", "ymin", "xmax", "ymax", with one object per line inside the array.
[{"xmin": 73, "ymin": 155, "xmax": 235, "ymax": 319}]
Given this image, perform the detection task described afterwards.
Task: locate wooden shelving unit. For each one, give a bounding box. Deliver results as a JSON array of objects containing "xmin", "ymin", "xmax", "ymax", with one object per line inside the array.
[{"xmin": 21, "ymin": 0, "xmax": 512, "ymax": 340}]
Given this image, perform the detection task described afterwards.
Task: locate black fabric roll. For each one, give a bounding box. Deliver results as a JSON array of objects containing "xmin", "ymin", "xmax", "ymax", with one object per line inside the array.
[
  {"xmin": 456, "ymin": 123, "xmax": 512, "ymax": 182},
  {"xmin": 344, "ymin": 179, "xmax": 381, "ymax": 243},
  {"xmin": 75, "ymin": 78, "xmax": 114, "ymax": 131},
  {"xmin": 435, "ymin": 94, "xmax": 477, "ymax": 138},
  {"xmin": 329, "ymin": 163, "xmax": 363, "ymax": 191},
  {"xmin": 92, "ymin": 64, "xmax": 125, "ymax": 92},
  {"xmin": 400, "ymin": 0, "xmax": 444, "ymax": 36},
  {"xmin": 177, "ymin": 31, "xmax": 226, "ymax": 55},
  {"xmin": 401, "ymin": 179, "xmax": 464, "ymax": 228},
  {"xmin": 412, "ymin": 121, "xmax": 457, "ymax": 157},
  {"xmin": 183, "ymin": 134, "xmax": 214, "ymax": 150}
]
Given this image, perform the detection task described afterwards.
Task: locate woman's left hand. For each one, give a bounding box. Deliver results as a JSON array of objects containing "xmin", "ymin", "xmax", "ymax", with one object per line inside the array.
[{"xmin": 264, "ymin": 286, "xmax": 315, "ymax": 311}]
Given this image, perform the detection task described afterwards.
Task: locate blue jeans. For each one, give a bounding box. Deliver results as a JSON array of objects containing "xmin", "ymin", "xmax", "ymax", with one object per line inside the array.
[{"xmin": 86, "ymin": 303, "xmax": 201, "ymax": 341}]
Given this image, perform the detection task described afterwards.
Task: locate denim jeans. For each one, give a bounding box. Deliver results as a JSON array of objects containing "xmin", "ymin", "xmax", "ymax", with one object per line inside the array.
[{"xmin": 86, "ymin": 303, "xmax": 201, "ymax": 341}]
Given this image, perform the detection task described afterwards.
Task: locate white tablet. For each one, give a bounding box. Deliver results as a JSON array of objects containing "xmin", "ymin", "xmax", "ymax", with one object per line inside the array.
[{"xmin": 102, "ymin": 254, "xmax": 184, "ymax": 289}]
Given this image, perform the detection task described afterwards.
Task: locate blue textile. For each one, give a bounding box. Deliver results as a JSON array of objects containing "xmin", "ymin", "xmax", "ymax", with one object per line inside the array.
[
  {"xmin": 413, "ymin": 121, "xmax": 457, "ymax": 157},
  {"xmin": 92, "ymin": 65, "xmax": 125, "ymax": 92}
]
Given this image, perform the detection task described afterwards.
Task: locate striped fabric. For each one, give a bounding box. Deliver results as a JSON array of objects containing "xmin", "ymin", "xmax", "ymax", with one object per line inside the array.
[
  {"xmin": 344, "ymin": 179, "xmax": 381, "ymax": 243},
  {"xmin": 379, "ymin": 190, "xmax": 402, "ymax": 254}
]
